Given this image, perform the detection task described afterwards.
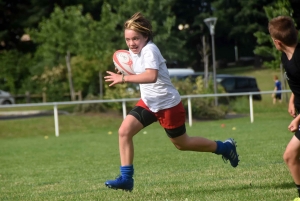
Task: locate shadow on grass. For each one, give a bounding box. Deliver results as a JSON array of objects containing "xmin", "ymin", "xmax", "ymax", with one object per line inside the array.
[
  {"xmin": 178, "ymin": 181, "xmax": 295, "ymax": 194},
  {"xmin": 274, "ymin": 182, "xmax": 295, "ymax": 189}
]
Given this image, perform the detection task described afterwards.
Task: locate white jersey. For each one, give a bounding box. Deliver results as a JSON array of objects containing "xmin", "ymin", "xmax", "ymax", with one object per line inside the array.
[{"xmin": 129, "ymin": 41, "xmax": 181, "ymax": 112}]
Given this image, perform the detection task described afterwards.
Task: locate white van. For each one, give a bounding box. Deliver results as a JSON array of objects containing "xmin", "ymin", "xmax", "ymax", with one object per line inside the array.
[{"xmin": 168, "ymin": 68, "xmax": 195, "ymax": 78}]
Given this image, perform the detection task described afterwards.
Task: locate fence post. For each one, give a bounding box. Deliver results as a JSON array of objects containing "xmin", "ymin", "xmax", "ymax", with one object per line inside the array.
[
  {"xmin": 25, "ymin": 91, "xmax": 30, "ymax": 103},
  {"xmin": 54, "ymin": 104, "xmax": 59, "ymax": 137},
  {"xmin": 188, "ymin": 97, "xmax": 192, "ymax": 127},
  {"xmin": 249, "ymin": 94, "xmax": 254, "ymax": 123},
  {"xmin": 78, "ymin": 91, "xmax": 82, "ymax": 101},
  {"xmin": 42, "ymin": 92, "xmax": 47, "ymax": 103},
  {"xmin": 122, "ymin": 101, "xmax": 126, "ymax": 119}
]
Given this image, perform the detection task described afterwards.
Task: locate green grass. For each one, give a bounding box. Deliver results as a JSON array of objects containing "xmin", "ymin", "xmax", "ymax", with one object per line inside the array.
[
  {"xmin": 0, "ymin": 66, "xmax": 297, "ymax": 200},
  {"xmin": 0, "ymin": 108, "xmax": 298, "ymax": 201}
]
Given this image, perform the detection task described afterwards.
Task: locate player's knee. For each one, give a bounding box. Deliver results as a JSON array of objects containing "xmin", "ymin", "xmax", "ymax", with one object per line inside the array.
[
  {"xmin": 283, "ymin": 150, "xmax": 296, "ymax": 165},
  {"xmin": 118, "ymin": 127, "xmax": 130, "ymax": 138},
  {"xmin": 173, "ymin": 143, "xmax": 187, "ymax": 151},
  {"xmin": 283, "ymin": 151, "xmax": 289, "ymax": 164},
  {"xmin": 172, "ymin": 141, "xmax": 189, "ymax": 151}
]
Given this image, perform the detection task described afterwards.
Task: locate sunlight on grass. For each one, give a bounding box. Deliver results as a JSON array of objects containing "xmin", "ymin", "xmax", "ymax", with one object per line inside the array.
[
  {"xmin": 0, "ymin": 108, "xmax": 297, "ymax": 200},
  {"xmin": 0, "ymin": 66, "xmax": 296, "ymax": 200}
]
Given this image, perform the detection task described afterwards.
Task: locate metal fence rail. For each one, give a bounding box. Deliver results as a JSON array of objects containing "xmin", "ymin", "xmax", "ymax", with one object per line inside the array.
[{"xmin": 0, "ymin": 90, "xmax": 291, "ymax": 137}]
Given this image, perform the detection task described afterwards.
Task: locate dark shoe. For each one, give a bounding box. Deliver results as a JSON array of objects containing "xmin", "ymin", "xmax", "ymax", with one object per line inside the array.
[
  {"xmin": 105, "ymin": 175, "xmax": 134, "ymax": 192},
  {"xmin": 222, "ymin": 138, "xmax": 239, "ymax": 167}
]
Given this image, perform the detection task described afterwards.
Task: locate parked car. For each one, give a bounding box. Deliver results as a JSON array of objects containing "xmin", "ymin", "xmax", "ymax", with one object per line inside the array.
[
  {"xmin": 175, "ymin": 73, "xmax": 262, "ymax": 101},
  {"xmin": 216, "ymin": 74, "xmax": 262, "ymax": 100},
  {"xmin": 0, "ymin": 90, "xmax": 15, "ymax": 104}
]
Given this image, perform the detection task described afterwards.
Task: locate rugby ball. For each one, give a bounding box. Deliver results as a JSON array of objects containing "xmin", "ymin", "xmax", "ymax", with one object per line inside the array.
[{"xmin": 113, "ymin": 50, "xmax": 135, "ymax": 75}]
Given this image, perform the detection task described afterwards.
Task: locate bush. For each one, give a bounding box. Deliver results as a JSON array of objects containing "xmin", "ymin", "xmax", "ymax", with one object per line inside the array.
[
  {"xmin": 227, "ymin": 96, "xmax": 250, "ymax": 113},
  {"xmin": 103, "ymin": 83, "xmax": 140, "ymax": 112},
  {"xmin": 73, "ymin": 94, "xmax": 107, "ymax": 113},
  {"xmin": 173, "ymin": 76, "xmax": 228, "ymax": 120}
]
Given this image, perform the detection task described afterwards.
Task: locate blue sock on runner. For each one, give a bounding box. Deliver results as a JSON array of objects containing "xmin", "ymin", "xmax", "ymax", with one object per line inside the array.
[
  {"xmin": 214, "ymin": 141, "xmax": 226, "ymax": 155},
  {"xmin": 120, "ymin": 165, "xmax": 134, "ymax": 179}
]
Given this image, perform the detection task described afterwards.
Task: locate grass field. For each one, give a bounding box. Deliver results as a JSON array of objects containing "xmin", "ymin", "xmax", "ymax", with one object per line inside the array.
[
  {"xmin": 0, "ymin": 67, "xmax": 298, "ymax": 201},
  {"xmin": 0, "ymin": 106, "xmax": 298, "ymax": 201}
]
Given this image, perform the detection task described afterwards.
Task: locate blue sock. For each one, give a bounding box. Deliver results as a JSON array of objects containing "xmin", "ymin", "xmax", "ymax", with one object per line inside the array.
[
  {"xmin": 120, "ymin": 165, "xmax": 134, "ymax": 179},
  {"xmin": 214, "ymin": 141, "xmax": 226, "ymax": 155}
]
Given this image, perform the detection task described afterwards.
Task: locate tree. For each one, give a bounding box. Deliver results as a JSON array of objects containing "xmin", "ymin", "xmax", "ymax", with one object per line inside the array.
[
  {"xmin": 254, "ymin": 0, "xmax": 295, "ymax": 69},
  {"xmin": 197, "ymin": 36, "xmax": 210, "ymax": 88},
  {"xmin": 28, "ymin": 5, "xmax": 109, "ymax": 100},
  {"xmin": 193, "ymin": 0, "xmax": 276, "ymax": 63},
  {"xmin": 0, "ymin": 50, "xmax": 32, "ymax": 94}
]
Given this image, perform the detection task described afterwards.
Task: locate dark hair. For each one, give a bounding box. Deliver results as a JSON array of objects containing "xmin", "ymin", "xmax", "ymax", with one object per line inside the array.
[
  {"xmin": 124, "ymin": 12, "xmax": 153, "ymax": 42},
  {"xmin": 268, "ymin": 16, "xmax": 298, "ymax": 46}
]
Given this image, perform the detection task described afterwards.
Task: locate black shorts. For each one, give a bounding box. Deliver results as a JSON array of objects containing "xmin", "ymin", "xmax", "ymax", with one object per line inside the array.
[
  {"xmin": 275, "ymin": 94, "xmax": 281, "ymax": 100},
  {"xmin": 128, "ymin": 105, "xmax": 186, "ymax": 138},
  {"xmin": 295, "ymin": 108, "xmax": 300, "ymax": 140}
]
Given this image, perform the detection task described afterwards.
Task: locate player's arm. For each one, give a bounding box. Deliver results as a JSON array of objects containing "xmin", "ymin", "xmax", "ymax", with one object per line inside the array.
[
  {"xmin": 288, "ymin": 114, "xmax": 300, "ymax": 132},
  {"xmin": 123, "ymin": 69, "xmax": 158, "ymax": 84},
  {"xmin": 272, "ymin": 86, "xmax": 276, "ymax": 97},
  {"xmin": 288, "ymin": 93, "xmax": 296, "ymax": 117},
  {"xmin": 104, "ymin": 69, "xmax": 158, "ymax": 87}
]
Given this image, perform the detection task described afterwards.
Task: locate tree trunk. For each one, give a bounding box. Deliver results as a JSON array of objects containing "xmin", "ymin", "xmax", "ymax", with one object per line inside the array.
[
  {"xmin": 99, "ymin": 71, "xmax": 103, "ymax": 99},
  {"xmin": 65, "ymin": 51, "xmax": 75, "ymax": 101},
  {"xmin": 202, "ymin": 36, "xmax": 209, "ymax": 89}
]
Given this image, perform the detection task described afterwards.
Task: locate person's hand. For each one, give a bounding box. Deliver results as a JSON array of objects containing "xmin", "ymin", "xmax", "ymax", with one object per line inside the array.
[
  {"xmin": 288, "ymin": 102, "xmax": 296, "ymax": 118},
  {"xmin": 115, "ymin": 67, "xmax": 122, "ymax": 74},
  {"xmin": 288, "ymin": 117, "xmax": 300, "ymax": 132},
  {"xmin": 104, "ymin": 71, "xmax": 123, "ymax": 87}
]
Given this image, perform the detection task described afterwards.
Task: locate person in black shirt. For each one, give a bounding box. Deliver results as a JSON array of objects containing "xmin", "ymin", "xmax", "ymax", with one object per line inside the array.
[{"xmin": 269, "ymin": 16, "xmax": 300, "ymax": 200}]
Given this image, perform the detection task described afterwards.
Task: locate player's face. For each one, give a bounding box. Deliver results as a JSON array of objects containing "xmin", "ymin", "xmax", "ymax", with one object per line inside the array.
[{"xmin": 125, "ymin": 29, "xmax": 148, "ymax": 54}]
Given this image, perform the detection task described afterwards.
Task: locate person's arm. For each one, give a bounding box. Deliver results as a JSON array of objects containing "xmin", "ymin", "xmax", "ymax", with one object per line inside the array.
[
  {"xmin": 288, "ymin": 114, "xmax": 300, "ymax": 132},
  {"xmin": 272, "ymin": 85, "xmax": 276, "ymax": 98},
  {"xmin": 104, "ymin": 69, "xmax": 158, "ymax": 87},
  {"xmin": 288, "ymin": 93, "xmax": 296, "ymax": 117}
]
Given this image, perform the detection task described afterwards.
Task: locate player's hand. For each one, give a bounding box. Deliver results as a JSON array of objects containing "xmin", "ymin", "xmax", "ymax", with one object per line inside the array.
[
  {"xmin": 104, "ymin": 71, "xmax": 123, "ymax": 86},
  {"xmin": 288, "ymin": 118, "xmax": 300, "ymax": 132},
  {"xmin": 115, "ymin": 67, "xmax": 122, "ymax": 74},
  {"xmin": 288, "ymin": 102, "xmax": 296, "ymax": 118}
]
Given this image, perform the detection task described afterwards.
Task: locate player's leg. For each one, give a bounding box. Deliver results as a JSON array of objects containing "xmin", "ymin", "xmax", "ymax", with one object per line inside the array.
[
  {"xmin": 283, "ymin": 133, "xmax": 300, "ymax": 198},
  {"xmin": 160, "ymin": 102, "xmax": 239, "ymax": 167},
  {"xmin": 168, "ymin": 129, "xmax": 239, "ymax": 167},
  {"xmin": 278, "ymin": 94, "xmax": 282, "ymax": 103},
  {"xmin": 105, "ymin": 105, "xmax": 157, "ymax": 191},
  {"xmin": 166, "ymin": 125, "xmax": 217, "ymax": 152},
  {"xmin": 118, "ymin": 115, "xmax": 144, "ymax": 166}
]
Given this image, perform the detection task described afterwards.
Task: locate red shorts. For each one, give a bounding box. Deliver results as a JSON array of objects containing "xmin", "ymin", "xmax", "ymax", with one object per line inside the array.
[{"xmin": 136, "ymin": 99, "xmax": 186, "ymax": 129}]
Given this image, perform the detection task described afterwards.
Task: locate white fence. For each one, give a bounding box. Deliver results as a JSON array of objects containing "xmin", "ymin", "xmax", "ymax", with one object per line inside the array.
[{"xmin": 0, "ymin": 90, "xmax": 291, "ymax": 137}]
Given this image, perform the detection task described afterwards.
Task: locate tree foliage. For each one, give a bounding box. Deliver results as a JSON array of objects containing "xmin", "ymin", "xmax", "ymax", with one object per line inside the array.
[
  {"xmin": 26, "ymin": 5, "xmax": 117, "ymax": 98},
  {"xmin": 0, "ymin": 50, "xmax": 32, "ymax": 93},
  {"xmin": 2, "ymin": 0, "xmax": 300, "ymax": 102},
  {"xmin": 24, "ymin": 1, "xmax": 185, "ymax": 99},
  {"xmin": 254, "ymin": 0, "xmax": 295, "ymax": 69}
]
